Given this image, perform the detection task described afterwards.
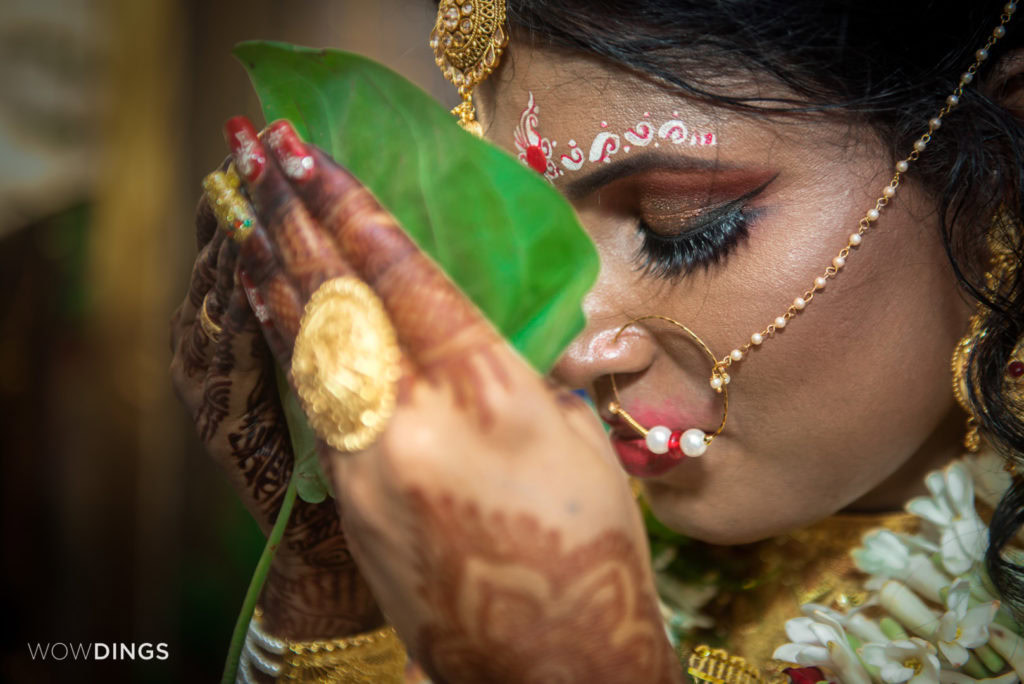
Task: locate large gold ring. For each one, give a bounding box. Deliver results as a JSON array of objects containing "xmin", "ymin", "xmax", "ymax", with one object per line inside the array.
[
  {"xmin": 291, "ymin": 277, "xmax": 402, "ymax": 452},
  {"xmin": 202, "ymin": 165, "xmax": 256, "ymax": 243},
  {"xmin": 199, "ymin": 294, "xmax": 224, "ymax": 339}
]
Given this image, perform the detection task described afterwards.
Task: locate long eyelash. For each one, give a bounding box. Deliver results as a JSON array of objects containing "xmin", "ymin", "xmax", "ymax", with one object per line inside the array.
[{"xmin": 633, "ymin": 207, "xmax": 752, "ymax": 280}]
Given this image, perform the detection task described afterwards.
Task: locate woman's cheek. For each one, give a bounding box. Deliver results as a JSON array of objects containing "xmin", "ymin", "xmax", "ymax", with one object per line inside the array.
[{"xmin": 639, "ymin": 183, "xmax": 963, "ymax": 542}]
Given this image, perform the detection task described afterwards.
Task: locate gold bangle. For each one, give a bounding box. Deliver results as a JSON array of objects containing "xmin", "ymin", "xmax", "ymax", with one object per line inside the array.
[
  {"xmin": 246, "ymin": 607, "xmax": 407, "ymax": 683},
  {"xmin": 199, "ymin": 294, "xmax": 224, "ymax": 339},
  {"xmin": 281, "ymin": 625, "xmax": 406, "ymax": 683}
]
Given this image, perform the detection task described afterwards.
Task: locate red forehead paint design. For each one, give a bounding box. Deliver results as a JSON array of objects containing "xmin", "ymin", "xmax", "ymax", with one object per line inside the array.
[
  {"xmin": 513, "ymin": 92, "xmax": 563, "ymax": 181},
  {"xmin": 512, "ymin": 93, "xmax": 718, "ymax": 183}
]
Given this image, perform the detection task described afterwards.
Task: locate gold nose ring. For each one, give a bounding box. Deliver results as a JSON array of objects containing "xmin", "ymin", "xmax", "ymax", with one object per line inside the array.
[{"xmin": 608, "ymin": 315, "xmax": 729, "ymax": 459}]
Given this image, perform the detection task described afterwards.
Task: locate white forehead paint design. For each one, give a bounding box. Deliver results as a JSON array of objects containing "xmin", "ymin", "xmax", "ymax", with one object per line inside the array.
[{"xmin": 512, "ymin": 92, "xmax": 718, "ymax": 183}]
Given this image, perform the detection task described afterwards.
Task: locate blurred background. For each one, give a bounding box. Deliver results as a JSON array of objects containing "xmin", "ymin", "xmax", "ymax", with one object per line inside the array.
[{"xmin": 0, "ymin": 1, "xmax": 452, "ymax": 680}]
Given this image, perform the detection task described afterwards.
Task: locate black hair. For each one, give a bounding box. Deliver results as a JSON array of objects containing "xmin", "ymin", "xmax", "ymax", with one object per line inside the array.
[{"xmin": 500, "ymin": 1, "xmax": 1024, "ymax": 614}]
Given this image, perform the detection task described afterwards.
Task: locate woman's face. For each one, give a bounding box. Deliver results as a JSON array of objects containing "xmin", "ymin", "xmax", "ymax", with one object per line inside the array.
[{"xmin": 477, "ymin": 44, "xmax": 974, "ymax": 544}]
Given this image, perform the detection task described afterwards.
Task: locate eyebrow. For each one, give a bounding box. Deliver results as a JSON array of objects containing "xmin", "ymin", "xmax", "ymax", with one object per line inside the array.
[{"xmin": 562, "ymin": 152, "xmax": 732, "ymax": 201}]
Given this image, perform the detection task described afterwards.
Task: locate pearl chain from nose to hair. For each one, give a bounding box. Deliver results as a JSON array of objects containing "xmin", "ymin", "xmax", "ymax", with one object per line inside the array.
[{"xmin": 704, "ymin": 2, "xmax": 1018, "ymax": 392}]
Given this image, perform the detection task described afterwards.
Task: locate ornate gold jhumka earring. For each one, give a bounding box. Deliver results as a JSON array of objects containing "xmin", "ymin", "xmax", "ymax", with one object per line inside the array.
[
  {"xmin": 953, "ymin": 208, "xmax": 1024, "ymax": 452},
  {"xmin": 431, "ymin": 0, "xmax": 509, "ymax": 136},
  {"xmin": 432, "ymin": 1, "xmax": 1019, "ymax": 468}
]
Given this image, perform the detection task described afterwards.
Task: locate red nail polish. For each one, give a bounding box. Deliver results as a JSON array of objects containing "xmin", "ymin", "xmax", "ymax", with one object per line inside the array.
[
  {"xmin": 267, "ymin": 120, "xmax": 315, "ymax": 181},
  {"xmin": 224, "ymin": 116, "xmax": 266, "ymax": 182}
]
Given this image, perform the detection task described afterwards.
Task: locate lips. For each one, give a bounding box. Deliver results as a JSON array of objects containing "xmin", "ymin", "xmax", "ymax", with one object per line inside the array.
[
  {"xmin": 601, "ymin": 404, "xmax": 716, "ymax": 478},
  {"xmin": 610, "ymin": 434, "xmax": 686, "ymax": 477}
]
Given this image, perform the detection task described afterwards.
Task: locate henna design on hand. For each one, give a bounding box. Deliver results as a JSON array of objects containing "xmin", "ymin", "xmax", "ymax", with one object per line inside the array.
[
  {"xmin": 187, "ymin": 230, "xmax": 223, "ymax": 310},
  {"xmin": 181, "ymin": 323, "xmax": 213, "ymax": 378},
  {"xmin": 175, "ymin": 158, "xmax": 383, "ymax": 642},
  {"xmin": 196, "ymin": 377, "xmax": 232, "ymax": 443},
  {"xmin": 250, "ymin": 430, "xmax": 291, "ymax": 506},
  {"xmin": 173, "ymin": 233, "xmax": 225, "ymax": 379},
  {"xmin": 260, "ymin": 561, "xmax": 383, "ymax": 639},
  {"xmin": 225, "ymin": 355, "xmax": 382, "ymax": 635},
  {"xmin": 416, "ymin": 336, "xmax": 513, "ymax": 431},
  {"xmin": 221, "ymin": 292, "xmax": 293, "ymax": 508},
  {"xmin": 228, "ymin": 418, "xmax": 286, "ymax": 493},
  {"xmin": 407, "ymin": 490, "xmax": 680, "ymax": 684}
]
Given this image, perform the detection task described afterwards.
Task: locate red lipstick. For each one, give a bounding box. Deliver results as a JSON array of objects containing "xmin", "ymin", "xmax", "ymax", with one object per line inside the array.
[
  {"xmin": 610, "ymin": 433, "xmax": 685, "ymax": 477},
  {"xmin": 602, "ymin": 404, "xmax": 716, "ymax": 478}
]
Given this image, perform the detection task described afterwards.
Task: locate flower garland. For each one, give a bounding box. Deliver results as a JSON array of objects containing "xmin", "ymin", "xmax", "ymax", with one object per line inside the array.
[
  {"xmin": 651, "ymin": 451, "xmax": 1024, "ymax": 683},
  {"xmin": 772, "ymin": 456, "xmax": 1024, "ymax": 683}
]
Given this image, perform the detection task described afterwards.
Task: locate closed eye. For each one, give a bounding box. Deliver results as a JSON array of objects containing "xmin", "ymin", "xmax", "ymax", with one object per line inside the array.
[{"xmin": 633, "ymin": 176, "xmax": 773, "ymax": 280}]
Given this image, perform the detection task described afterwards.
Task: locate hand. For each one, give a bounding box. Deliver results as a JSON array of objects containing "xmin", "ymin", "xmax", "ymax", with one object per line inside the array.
[
  {"xmin": 169, "ymin": 166, "xmax": 382, "ymax": 639},
  {"xmin": 227, "ymin": 116, "xmax": 680, "ymax": 683}
]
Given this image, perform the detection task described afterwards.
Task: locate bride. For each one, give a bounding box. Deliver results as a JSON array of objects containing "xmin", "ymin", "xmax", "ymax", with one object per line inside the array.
[{"xmin": 170, "ymin": 0, "xmax": 1024, "ymax": 681}]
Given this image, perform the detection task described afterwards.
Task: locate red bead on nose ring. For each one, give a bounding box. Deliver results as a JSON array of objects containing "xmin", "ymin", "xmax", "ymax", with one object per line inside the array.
[{"xmin": 608, "ymin": 316, "xmax": 729, "ymax": 471}]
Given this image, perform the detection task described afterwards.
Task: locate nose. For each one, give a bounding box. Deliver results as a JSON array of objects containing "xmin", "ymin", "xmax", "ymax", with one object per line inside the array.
[{"xmin": 549, "ymin": 288, "xmax": 657, "ymax": 392}]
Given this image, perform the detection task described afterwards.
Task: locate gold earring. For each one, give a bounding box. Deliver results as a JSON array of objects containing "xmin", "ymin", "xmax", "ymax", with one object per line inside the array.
[
  {"xmin": 952, "ymin": 320, "xmax": 984, "ymax": 452},
  {"xmin": 608, "ymin": 315, "xmax": 729, "ymax": 465},
  {"xmin": 430, "ymin": 0, "xmax": 508, "ymax": 137},
  {"xmin": 952, "ymin": 208, "xmax": 1024, "ymax": 452}
]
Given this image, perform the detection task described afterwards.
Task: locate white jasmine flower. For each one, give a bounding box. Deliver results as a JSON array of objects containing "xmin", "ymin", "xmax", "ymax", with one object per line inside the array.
[
  {"xmin": 905, "ymin": 462, "xmax": 987, "ymax": 576},
  {"xmin": 800, "ymin": 603, "xmax": 888, "ymax": 644},
  {"xmin": 936, "ymin": 578, "xmax": 999, "ymax": 666},
  {"xmin": 963, "ymin": 447, "xmax": 1014, "ymax": 512},
  {"xmin": 861, "ymin": 638, "xmax": 941, "ymax": 684},
  {"xmin": 772, "ymin": 611, "xmax": 871, "ymax": 684},
  {"xmin": 987, "ymin": 623, "xmax": 1024, "ymax": 679},
  {"xmin": 879, "ymin": 580, "xmax": 941, "ymax": 640},
  {"xmin": 853, "ymin": 529, "xmax": 948, "ymax": 602},
  {"xmin": 853, "ymin": 529, "xmax": 938, "ymax": 576}
]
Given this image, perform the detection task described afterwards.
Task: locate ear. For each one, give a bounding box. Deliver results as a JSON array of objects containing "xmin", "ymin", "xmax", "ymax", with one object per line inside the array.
[
  {"xmin": 984, "ymin": 48, "xmax": 1024, "ymax": 120},
  {"xmin": 474, "ymin": 46, "xmax": 512, "ymax": 134}
]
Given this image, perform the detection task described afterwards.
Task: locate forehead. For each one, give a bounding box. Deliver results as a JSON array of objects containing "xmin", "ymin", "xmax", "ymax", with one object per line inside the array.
[
  {"xmin": 479, "ymin": 43, "xmax": 803, "ymax": 187},
  {"xmin": 489, "ymin": 44, "xmax": 674, "ymax": 116}
]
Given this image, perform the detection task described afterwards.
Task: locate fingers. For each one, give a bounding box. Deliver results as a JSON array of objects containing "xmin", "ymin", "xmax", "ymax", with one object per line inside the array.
[
  {"xmin": 226, "ymin": 117, "xmax": 354, "ymax": 300},
  {"xmin": 237, "ymin": 223, "xmax": 305, "ymax": 365},
  {"xmin": 195, "ymin": 196, "xmax": 218, "ymax": 253},
  {"xmin": 197, "ymin": 150, "xmax": 296, "ymax": 366},
  {"xmin": 237, "ymin": 267, "xmax": 291, "ymax": 364},
  {"xmin": 185, "ymin": 230, "xmax": 225, "ymax": 320},
  {"xmin": 195, "ymin": 242, "xmax": 243, "ymax": 443},
  {"xmin": 261, "ymin": 120, "xmax": 500, "ymax": 369},
  {"xmin": 171, "ymin": 230, "xmax": 226, "ymax": 376},
  {"xmin": 207, "ymin": 237, "xmax": 237, "ymax": 320},
  {"xmin": 188, "ymin": 236, "xmax": 236, "ymax": 365},
  {"xmin": 226, "ymin": 117, "xmax": 369, "ymax": 374}
]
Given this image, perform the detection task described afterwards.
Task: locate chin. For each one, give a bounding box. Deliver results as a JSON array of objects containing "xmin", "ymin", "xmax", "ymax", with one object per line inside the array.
[{"xmin": 641, "ymin": 481, "xmax": 807, "ymax": 546}]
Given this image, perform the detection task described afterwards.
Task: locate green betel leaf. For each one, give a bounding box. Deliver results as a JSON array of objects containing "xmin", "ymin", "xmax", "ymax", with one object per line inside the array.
[
  {"xmin": 234, "ymin": 41, "xmax": 597, "ymax": 368},
  {"xmin": 233, "ymin": 42, "xmax": 598, "ymax": 502}
]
